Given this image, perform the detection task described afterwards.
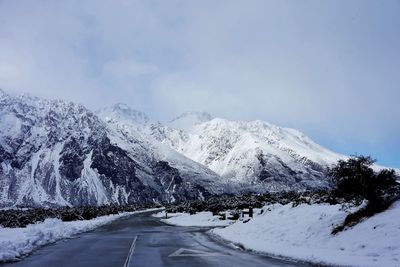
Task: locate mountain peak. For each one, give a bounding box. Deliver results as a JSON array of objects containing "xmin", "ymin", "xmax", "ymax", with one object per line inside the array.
[
  {"xmin": 168, "ymin": 111, "xmax": 213, "ymax": 131},
  {"xmin": 113, "ymin": 103, "xmax": 131, "ymax": 110},
  {"xmin": 96, "ymin": 103, "xmax": 154, "ymax": 127}
]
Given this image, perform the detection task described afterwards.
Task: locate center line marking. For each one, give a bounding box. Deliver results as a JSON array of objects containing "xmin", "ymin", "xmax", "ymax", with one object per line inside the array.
[{"xmin": 123, "ymin": 236, "xmax": 138, "ymax": 267}]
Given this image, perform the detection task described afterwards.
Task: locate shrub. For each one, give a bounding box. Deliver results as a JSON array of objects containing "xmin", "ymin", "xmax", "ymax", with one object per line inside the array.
[
  {"xmin": 330, "ymin": 155, "xmax": 400, "ymax": 234},
  {"xmin": 330, "ymin": 155, "xmax": 397, "ymax": 202}
]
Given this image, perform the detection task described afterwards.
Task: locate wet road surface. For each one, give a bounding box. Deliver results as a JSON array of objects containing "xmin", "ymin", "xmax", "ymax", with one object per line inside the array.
[{"xmin": 3, "ymin": 211, "xmax": 311, "ymax": 267}]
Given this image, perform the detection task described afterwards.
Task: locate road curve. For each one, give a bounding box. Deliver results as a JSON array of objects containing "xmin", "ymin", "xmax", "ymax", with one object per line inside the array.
[{"xmin": 2, "ymin": 211, "xmax": 311, "ymax": 267}]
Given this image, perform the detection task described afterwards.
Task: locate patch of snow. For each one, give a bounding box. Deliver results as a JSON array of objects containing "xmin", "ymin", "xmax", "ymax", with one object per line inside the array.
[
  {"xmin": 77, "ymin": 151, "xmax": 110, "ymax": 206},
  {"xmin": 0, "ymin": 113, "xmax": 22, "ymax": 140},
  {"xmin": 51, "ymin": 143, "xmax": 70, "ymax": 206}
]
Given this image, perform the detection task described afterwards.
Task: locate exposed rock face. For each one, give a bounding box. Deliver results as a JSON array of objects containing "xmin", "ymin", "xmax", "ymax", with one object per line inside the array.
[
  {"xmin": 59, "ymin": 137, "xmax": 85, "ymax": 182},
  {"xmin": 152, "ymin": 160, "xmax": 212, "ymax": 202}
]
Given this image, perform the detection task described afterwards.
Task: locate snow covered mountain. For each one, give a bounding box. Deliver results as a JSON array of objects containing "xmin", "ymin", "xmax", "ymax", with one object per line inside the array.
[
  {"xmin": 2, "ymin": 88, "xmax": 384, "ymax": 207},
  {"xmin": 0, "ymin": 90, "xmax": 226, "ymax": 207},
  {"xmin": 161, "ymin": 113, "xmax": 400, "ymax": 189},
  {"xmin": 155, "ymin": 113, "xmax": 347, "ymax": 191},
  {"xmin": 96, "ymin": 106, "xmax": 347, "ymax": 192}
]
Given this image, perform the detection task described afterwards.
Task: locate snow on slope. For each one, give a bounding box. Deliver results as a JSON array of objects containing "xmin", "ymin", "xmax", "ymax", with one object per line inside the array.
[
  {"xmin": 211, "ymin": 202, "xmax": 400, "ymax": 267},
  {"xmin": 172, "ymin": 116, "xmax": 344, "ymax": 167},
  {"xmin": 0, "ymin": 208, "xmax": 160, "ymax": 262}
]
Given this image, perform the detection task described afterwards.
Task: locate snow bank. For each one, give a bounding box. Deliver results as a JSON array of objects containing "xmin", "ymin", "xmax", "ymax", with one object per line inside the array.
[
  {"xmin": 154, "ymin": 211, "xmax": 232, "ymax": 227},
  {"xmin": 211, "ymin": 202, "xmax": 400, "ymax": 267},
  {"xmin": 0, "ymin": 208, "xmax": 160, "ymax": 262}
]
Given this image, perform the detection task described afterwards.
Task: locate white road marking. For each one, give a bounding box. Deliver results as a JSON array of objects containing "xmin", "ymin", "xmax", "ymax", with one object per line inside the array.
[
  {"xmin": 168, "ymin": 248, "xmax": 230, "ymax": 257},
  {"xmin": 123, "ymin": 236, "xmax": 138, "ymax": 267}
]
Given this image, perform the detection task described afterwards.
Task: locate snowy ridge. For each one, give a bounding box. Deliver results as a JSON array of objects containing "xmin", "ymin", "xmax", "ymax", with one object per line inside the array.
[{"xmin": 154, "ymin": 114, "xmax": 347, "ymax": 191}]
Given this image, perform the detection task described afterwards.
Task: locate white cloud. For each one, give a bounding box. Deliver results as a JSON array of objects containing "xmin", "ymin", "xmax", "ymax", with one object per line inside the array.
[
  {"xmin": 103, "ymin": 59, "xmax": 159, "ymax": 78},
  {"xmin": 0, "ymin": 0, "xmax": 399, "ymax": 166}
]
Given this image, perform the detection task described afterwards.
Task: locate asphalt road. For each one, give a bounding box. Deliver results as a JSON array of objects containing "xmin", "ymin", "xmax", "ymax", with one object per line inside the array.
[{"xmin": 3, "ymin": 211, "xmax": 311, "ymax": 267}]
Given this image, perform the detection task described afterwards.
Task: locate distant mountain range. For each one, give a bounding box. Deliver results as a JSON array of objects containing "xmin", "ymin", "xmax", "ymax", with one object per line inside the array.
[{"xmin": 0, "ymin": 89, "xmax": 391, "ymax": 207}]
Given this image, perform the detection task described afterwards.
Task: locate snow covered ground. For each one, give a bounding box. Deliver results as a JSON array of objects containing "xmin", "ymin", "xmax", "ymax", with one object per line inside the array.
[
  {"xmin": 0, "ymin": 208, "xmax": 161, "ymax": 262},
  {"xmin": 153, "ymin": 210, "xmax": 233, "ymax": 227},
  {"xmin": 158, "ymin": 203, "xmax": 400, "ymax": 267},
  {"xmin": 211, "ymin": 202, "xmax": 400, "ymax": 267}
]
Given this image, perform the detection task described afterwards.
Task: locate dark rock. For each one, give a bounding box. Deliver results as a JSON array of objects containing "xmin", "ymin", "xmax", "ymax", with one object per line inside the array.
[{"xmin": 59, "ymin": 137, "xmax": 85, "ymax": 181}]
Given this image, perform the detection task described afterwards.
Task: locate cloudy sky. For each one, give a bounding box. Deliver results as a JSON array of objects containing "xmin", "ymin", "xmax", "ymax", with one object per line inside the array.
[{"xmin": 0, "ymin": 0, "xmax": 399, "ymax": 167}]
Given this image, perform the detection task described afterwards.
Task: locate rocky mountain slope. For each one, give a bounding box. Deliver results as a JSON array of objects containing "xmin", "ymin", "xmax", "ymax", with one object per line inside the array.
[{"xmin": 0, "ymin": 90, "xmax": 226, "ymax": 207}]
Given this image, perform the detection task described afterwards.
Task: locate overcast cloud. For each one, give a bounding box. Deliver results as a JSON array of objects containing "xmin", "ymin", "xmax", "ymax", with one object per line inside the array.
[{"xmin": 0, "ymin": 0, "xmax": 399, "ymax": 167}]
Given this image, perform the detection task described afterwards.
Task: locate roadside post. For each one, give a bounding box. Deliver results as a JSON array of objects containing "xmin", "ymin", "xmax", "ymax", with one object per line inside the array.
[{"xmin": 241, "ymin": 207, "xmax": 253, "ymax": 218}]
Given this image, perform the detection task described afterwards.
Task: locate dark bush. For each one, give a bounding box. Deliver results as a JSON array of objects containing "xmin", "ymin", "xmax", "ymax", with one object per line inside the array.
[
  {"xmin": 330, "ymin": 155, "xmax": 400, "ymax": 234},
  {"xmin": 330, "ymin": 156, "xmax": 374, "ymax": 198},
  {"xmin": 329, "ymin": 155, "xmax": 398, "ymax": 203},
  {"xmin": 165, "ymin": 190, "xmax": 340, "ymax": 216},
  {"xmin": 60, "ymin": 210, "xmax": 83, "ymax": 221},
  {"xmin": 0, "ymin": 204, "xmax": 152, "ymax": 228}
]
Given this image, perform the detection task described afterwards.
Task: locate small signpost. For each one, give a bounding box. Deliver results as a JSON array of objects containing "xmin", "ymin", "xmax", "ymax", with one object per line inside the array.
[
  {"xmin": 218, "ymin": 208, "xmax": 253, "ymax": 221},
  {"xmin": 241, "ymin": 207, "xmax": 253, "ymax": 218}
]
